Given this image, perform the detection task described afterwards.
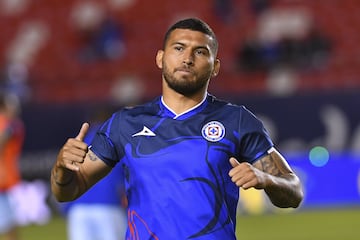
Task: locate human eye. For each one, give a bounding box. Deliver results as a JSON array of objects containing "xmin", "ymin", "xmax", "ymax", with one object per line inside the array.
[
  {"xmin": 195, "ymin": 48, "xmax": 208, "ymax": 56},
  {"xmin": 174, "ymin": 45, "xmax": 184, "ymax": 51}
]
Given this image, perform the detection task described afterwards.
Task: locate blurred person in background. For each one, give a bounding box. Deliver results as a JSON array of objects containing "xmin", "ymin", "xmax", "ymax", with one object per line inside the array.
[
  {"xmin": 212, "ymin": 0, "xmax": 235, "ymax": 23},
  {"xmin": 60, "ymin": 110, "xmax": 127, "ymax": 240},
  {"xmin": 51, "ymin": 18, "xmax": 303, "ymax": 239},
  {"xmin": 71, "ymin": 1, "xmax": 126, "ymax": 63},
  {"xmin": 0, "ymin": 93, "xmax": 24, "ymax": 240}
]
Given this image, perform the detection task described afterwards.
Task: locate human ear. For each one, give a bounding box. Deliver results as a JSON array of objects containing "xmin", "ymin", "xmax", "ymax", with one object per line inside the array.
[
  {"xmin": 156, "ymin": 50, "xmax": 164, "ymax": 69},
  {"xmin": 212, "ymin": 59, "xmax": 220, "ymax": 77}
]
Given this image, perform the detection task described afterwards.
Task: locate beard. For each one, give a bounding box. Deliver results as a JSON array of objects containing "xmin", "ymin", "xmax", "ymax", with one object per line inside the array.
[{"xmin": 162, "ymin": 63, "xmax": 212, "ymax": 96}]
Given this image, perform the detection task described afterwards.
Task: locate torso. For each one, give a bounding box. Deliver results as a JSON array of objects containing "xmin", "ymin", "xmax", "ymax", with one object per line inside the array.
[{"xmin": 90, "ymin": 95, "xmax": 273, "ymax": 239}]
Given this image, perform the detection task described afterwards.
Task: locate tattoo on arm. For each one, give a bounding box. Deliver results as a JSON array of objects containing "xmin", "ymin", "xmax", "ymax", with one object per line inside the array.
[
  {"xmin": 88, "ymin": 151, "xmax": 99, "ymax": 161},
  {"xmin": 260, "ymin": 154, "xmax": 282, "ymax": 176},
  {"xmin": 253, "ymin": 149, "xmax": 303, "ymax": 207},
  {"xmin": 255, "ymin": 154, "xmax": 282, "ymax": 177}
]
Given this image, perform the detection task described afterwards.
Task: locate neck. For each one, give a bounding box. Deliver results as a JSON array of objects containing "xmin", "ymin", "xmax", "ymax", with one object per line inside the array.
[{"xmin": 162, "ymin": 88, "xmax": 207, "ymax": 115}]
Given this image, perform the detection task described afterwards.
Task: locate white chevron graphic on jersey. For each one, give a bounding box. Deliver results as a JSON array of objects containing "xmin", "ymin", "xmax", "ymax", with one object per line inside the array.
[{"xmin": 132, "ymin": 126, "xmax": 156, "ymax": 137}]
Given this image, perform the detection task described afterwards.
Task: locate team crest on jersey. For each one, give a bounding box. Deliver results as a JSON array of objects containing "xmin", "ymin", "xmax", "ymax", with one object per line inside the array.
[{"xmin": 201, "ymin": 121, "xmax": 225, "ymax": 142}]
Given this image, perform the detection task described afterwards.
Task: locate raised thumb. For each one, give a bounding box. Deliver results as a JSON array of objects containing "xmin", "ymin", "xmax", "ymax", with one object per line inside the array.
[
  {"xmin": 75, "ymin": 122, "xmax": 90, "ymax": 141},
  {"xmin": 229, "ymin": 157, "xmax": 240, "ymax": 168}
]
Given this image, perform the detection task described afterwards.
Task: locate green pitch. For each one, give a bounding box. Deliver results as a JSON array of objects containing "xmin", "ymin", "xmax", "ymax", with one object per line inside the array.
[
  {"xmin": 236, "ymin": 208, "xmax": 359, "ymax": 240},
  {"xmin": 2, "ymin": 208, "xmax": 358, "ymax": 240}
]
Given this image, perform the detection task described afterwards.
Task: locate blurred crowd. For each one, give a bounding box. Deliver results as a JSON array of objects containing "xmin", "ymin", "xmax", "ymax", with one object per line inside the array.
[{"xmin": 1, "ymin": 0, "xmax": 356, "ymax": 104}]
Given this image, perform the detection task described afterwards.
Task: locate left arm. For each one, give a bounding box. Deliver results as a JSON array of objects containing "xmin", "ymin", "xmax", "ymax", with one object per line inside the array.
[{"xmin": 229, "ymin": 147, "xmax": 303, "ymax": 208}]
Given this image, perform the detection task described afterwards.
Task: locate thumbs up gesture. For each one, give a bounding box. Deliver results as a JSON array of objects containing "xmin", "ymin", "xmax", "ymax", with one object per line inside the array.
[
  {"xmin": 56, "ymin": 123, "xmax": 90, "ymax": 172},
  {"xmin": 75, "ymin": 122, "xmax": 90, "ymax": 142},
  {"xmin": 228, "ymin": 157, "xmax": 266, "ymax": 190}
]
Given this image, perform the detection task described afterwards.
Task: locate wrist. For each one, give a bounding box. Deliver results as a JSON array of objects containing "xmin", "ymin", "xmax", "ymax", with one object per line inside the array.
[
  {"xmin": 52, "ymin": 167, "xmax": 74, "ymax": 187},
  {"xmin": 54, "ymin": 174, "xmax": 74, "ymax": 186}
]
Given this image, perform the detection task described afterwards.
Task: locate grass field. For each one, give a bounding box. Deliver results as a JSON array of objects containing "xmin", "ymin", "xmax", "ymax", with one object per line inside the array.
[
  {"xmin": 2, "ymin": 208, "xmax": 359, "ymax": 240},
  {"xmin": 236, "ymin": 208, "xmax": 359, "ymax": 240}
]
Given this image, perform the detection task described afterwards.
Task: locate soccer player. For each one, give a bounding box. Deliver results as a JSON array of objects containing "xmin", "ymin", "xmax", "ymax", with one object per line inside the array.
[{"xmin": 51, "ymin": 18, "xmax": 303, "ymax": 239}]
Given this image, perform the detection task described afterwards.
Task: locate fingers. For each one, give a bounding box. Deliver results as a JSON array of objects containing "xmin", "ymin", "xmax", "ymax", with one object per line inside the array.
[
  {"xmin": 57, "ymin": 145, "xmax": 86, "ymax": 172},
  {"xmin": 57, "ymin": 123, "xmax": 90, "ymax": 171},
  {"xmin": 229, "ymin": 158, "xmax": 260, "ymax": 189},
  {"xmin": 75, "ymin": 122, "xmax": 90, "ymax": 141},
  {"xmin": 64, "ymin": 160, "xmax": 80, "ymax": 172}
]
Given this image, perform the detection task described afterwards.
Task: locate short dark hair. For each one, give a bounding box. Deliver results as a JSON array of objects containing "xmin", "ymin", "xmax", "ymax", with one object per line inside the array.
[{"xmin": 163, "ymin": 18, "xmax": 218, "ymax": 56}]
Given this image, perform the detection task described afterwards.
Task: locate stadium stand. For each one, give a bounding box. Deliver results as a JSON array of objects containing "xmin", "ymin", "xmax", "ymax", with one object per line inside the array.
[{"xmin": 0, "ymin": 0, "xmax": 359, "ymax": 104}]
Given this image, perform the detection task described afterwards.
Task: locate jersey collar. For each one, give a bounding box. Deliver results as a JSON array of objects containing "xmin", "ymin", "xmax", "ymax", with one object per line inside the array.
[{"xmin": 160, "ymin": 93, "xmax": 208, "ymax": 120}]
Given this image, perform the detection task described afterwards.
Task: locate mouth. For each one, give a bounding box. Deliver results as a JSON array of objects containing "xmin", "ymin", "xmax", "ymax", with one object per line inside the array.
[{"xmin": 175, "ymin": 67, "xmax": 194, "ymax": 74}]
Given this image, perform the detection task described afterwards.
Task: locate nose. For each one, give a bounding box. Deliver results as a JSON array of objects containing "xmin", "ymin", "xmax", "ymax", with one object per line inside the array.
[{"xmin": 183, "ymin": 51, "xmax": 194, "ymax": 66}]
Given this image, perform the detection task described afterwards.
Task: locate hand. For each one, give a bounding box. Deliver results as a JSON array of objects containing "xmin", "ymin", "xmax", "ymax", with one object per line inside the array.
[
  {"xmin": 56, "ymin": 123, "xmax": 89, "ymax": 172},
  {"xmin": 228, "ymin": 157, "xmax": 267, "ymax": 190}
]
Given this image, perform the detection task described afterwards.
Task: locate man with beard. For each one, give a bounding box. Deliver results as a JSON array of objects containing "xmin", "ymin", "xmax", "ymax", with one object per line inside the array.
[{"xmin": 51, "ymin": 18, "xmax": 303, "ymax": 239}]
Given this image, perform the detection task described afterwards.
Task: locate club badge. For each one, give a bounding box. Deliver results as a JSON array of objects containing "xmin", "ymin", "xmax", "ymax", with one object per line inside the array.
[{"xmin": 201, "ymin": 121, "xmax": 225, "ymax": 142}]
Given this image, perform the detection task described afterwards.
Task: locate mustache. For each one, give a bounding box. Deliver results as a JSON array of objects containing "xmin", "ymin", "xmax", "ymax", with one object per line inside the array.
[{"xmin": 174, "ymin": 66, "xmax": 194, "ymax": 73}]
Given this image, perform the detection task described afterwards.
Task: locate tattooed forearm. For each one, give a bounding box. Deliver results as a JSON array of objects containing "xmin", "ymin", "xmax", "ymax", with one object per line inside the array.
[
  {"xmin": 259, "ymin": 154, "xmax": 281, "ymax": 176},
  {"xmin": 253, "ymin": 149, "xmax": 303, "ymax": 208},
  {"xmin": 255, "ymin": 150, "xmax": 292, "ymax": 177}
]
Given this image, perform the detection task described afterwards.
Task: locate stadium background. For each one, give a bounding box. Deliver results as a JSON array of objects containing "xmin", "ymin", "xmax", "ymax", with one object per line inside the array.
[{"xmin": 0, "ymin": 0, "xmax": 359, "ymax": 239}]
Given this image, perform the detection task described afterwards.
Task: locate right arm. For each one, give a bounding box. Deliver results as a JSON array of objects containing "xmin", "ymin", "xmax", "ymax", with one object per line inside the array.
[{"xmin": 50, "ymin": 123, "xmax": 111, "ymax": 202}]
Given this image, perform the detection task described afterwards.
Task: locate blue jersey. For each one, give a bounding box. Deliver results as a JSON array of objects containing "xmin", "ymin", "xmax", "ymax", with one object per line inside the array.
[{"xmin": 90, "ymin": 94, "xmax": 273, "ymax": 240}]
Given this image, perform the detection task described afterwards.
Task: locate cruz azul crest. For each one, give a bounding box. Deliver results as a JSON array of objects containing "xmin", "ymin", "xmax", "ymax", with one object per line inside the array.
[{"xmin": 201, "ymin": 121, "xmax": 225, "ymax": 142}]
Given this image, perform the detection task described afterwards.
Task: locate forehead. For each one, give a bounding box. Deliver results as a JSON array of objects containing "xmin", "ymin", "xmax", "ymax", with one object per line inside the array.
[{"xmin": 166, "ymin": 29, "xmax": 213, "ymax": 49}]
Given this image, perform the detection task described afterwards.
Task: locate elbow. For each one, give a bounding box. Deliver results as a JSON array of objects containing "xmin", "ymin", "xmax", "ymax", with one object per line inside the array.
[
  {"xmin": 285, "ymin": 187, "xmax": 304, "ymax": 209},
  {"xmin": 53, "ymin": 195, "xmax": 75, "ymax": 203},
  {"xmin": 284, "ymin": 193, "xmax": 303, "ymax": 209},
  {"xmin": 50, "ymin": 184, "xmax": 80, "ymax": 203},
  {"xmin": 292, "ymin": 188, "xmax": 304, "ymax": 208},
  {"xmin": 271, "ymin": 193, "xmax": 303, "ymax": 209},
  {"xmin": 53, "ymin": 193, "xmax": 80, "ymax": 203},
  {"xmin": 284, "ymin": 174, "xmax": 304, "ymax": 208},
  {"xmin": 267, "ymin": 178, "xmax": 304, "ymax": 209},
  {"xmin": 51, "ymin": 191, "xmax": 74, "ymax": 203},
  {"xmin": 290, "ymin": 177, "xmax": 304, "ymax": 208}
]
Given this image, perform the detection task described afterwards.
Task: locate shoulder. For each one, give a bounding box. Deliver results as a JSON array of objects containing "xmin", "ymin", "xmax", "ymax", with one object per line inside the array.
[
  {"xmin": 207, "ymin": 95, "xmax": 264, "ymax": 129},
  {"xmin": 99, "ymin": 97, "xmax": 160, "ymax": 131},
  {"xmin": 119, "ymin": 97, "xmax": 161, "ymax": 117},
  {"xmin": 100, "ymin": 98, "xmax": 159, "ymax": 124},
  {"xmin": 207, "ymin": 94, "xmax": 249, "ymax": 113}
]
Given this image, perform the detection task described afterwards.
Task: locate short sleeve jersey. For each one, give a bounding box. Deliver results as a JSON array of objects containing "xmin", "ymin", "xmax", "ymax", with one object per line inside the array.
[{"xmin": 90, "ymin": 94, "xmax": 273, "ymax": 240}]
